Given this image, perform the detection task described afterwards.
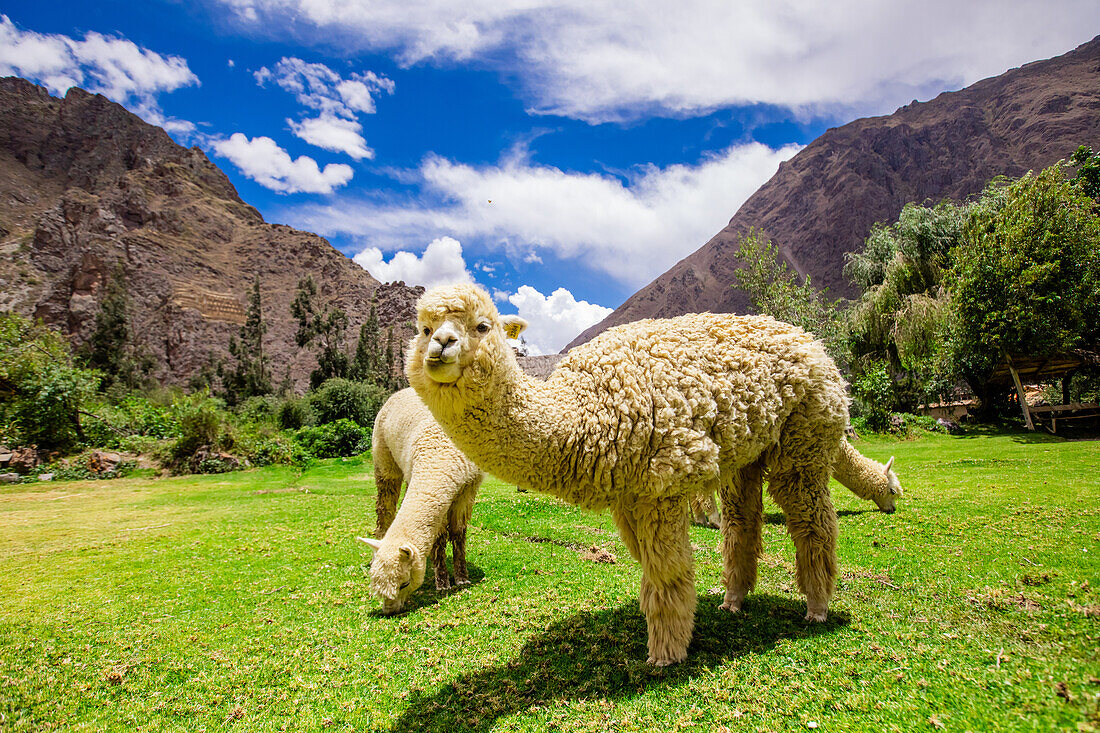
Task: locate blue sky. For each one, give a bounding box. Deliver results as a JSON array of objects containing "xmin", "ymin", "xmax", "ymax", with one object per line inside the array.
[{"xmin": 2, "ymin": 2, "xmax": 1097, "ymax": 354}]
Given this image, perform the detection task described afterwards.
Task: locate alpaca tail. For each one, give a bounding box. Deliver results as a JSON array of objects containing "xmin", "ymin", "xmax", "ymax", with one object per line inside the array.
[{"xmin": 833, "ymin": 438, "xmax": 902, "ymax": 513}]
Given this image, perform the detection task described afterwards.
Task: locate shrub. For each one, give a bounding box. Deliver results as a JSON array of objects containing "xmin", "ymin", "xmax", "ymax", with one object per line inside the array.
[
  {"xmin": 294, "ymin": 418, "xmax": 370, "ymax": 459},
  {"xmin": 277, "ymin": 397, "xmax": 316, "ymax": 430},
  {"xmin": 169, "ymin": 395, "xmax": 235, "ymax": 468},
  {"xmin": 237, "ymin": 394, "xmax": 281, "ymax": 425},
  {"xmin": 309, "ymin": 378, "xmax": 387, "ymax": 427},
  {"xmin": 850, "ymin": 360, "xmax": 894, "ymax": 433}
]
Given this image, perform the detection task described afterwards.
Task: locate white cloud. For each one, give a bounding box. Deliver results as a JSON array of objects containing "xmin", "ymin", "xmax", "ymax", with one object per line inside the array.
[
  {"xmin": 211, "ymin": 133, "xmax": 353, "ymax": 193},
  {"xmin": 503, "ymin": 285, "xmax": 613, "ymax": 355},
  {"xmin": 354, "ymin": 236, "xmax": 474, "ymax": 290},
  {"xmin": 290, "ymin": 142, "xmax": 799, "ymax": 288},
  {"xmin": 212, "ymin": 0, "xmax": 1100, "ymax": 122},
  {"xmin": 288, "ymin": 115, "xmax": 374, "ymax": 159},
  {"xmin": 0, "ymin": 15, "xmax": 197, "ymax": 130},
  {"xmin": 254, "ymin": 56, "xmax": 392, "ymax": 157}
]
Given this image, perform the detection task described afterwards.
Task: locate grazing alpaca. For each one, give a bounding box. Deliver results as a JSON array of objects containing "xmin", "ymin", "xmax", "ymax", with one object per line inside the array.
[
  {"xmin": 407, "ymin": 284, "xmax": 862, "ymax": 666},
  {"xmin": 833, "ymin": 440, "xmax": 902, "ymax": 513},
  {"xmin": 358, "ymin": 388, "xmax": 483, "ymax": 614}
]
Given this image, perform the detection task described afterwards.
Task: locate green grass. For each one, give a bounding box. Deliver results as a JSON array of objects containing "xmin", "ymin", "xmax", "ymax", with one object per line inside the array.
[{"xmin": 1, "ymin": 429, "xmax": 1098, "ymax": 732}]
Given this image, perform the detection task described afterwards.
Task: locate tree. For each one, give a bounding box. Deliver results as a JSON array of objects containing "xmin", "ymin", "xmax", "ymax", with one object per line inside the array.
[
  {"xmin": 351, "ymin": 299, "xmax": 386, "ymax": 385},
  {"xmin": 0, "ymin": 313, "xmax": 99, "ymax": 450},
  {"xmin": 1070, "ymin": 144, "xmax": 1100, "ymax": 200},
  {"xmin": 732, "ymin": 229, "xmax": 846, "ymax": 360},
  {"xmin": 82, "ymin": 265, "xmax": 154, "ymax": 391},
  {"xmin": 843, "ymin": 201, "xmax": 967, "ymax": 410},
  {"xmin": 291, "ymin": 276, "xmax": 350, "ymax": 389},
  {"xmin": 945, "ymin": 161, "xmax": 1100, "ymax": 412},
  {"xmin": 223, "ymin": 276, "xmax": 273, "ymax": 405}
]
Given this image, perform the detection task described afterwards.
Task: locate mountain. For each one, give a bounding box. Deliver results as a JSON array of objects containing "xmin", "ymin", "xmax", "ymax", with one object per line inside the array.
[
  {"xmin": 568, "ymin": 36, "xmax": 1100, "ymax": 350},
  {"xmin": 0, "ymin": 77, "xmax": 422, "ymax": 389}
]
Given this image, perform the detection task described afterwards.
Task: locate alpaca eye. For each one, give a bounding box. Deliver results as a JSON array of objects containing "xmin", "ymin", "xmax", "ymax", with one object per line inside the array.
[
  {"xmin": 422, "ymin": 327, "xmax": 430, "ymax": 336},
  {"xmin": 476, "ymin": 323, "xmax": 490, "ymax": 334},
  {"xmin": 399, "ymin": 581, "xmax": 411, "ymax": 590}
]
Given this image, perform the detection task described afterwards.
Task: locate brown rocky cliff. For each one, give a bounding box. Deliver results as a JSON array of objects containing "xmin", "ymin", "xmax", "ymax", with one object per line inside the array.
[
  {"xmin": 0, "ymin": 77, "xmax": 422, "ymax": 389},
  {"xmin": 568, "ymin": 35, "xmax": 1100, "ymax": 350}
]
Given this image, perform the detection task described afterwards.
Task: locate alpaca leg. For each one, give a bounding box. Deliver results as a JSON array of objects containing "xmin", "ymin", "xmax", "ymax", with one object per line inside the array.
[
  {"xmin": 449, "ymin": 478, "xmax": 479, "ymax": 586},
  {"xmin": 432, "ymin": 531, "xmax": 452, "ymax": 590},
  {"xmin": 767, "ymin": 469, "xmax": 837, "ymax": 621},
  {"xmin": 372, "ymin": 436, "xmax": 402, "ymax": 537},
  {"xmin": 718, "ymin": 461, "xmax": 764, "ymax": 613},
  {"xmin": 374, "ymin": 475, "xmax": 402, "ymax": 537},
  {"xmin": 615, "ymin": 497, "xmax": 696, "ymax": 666}
]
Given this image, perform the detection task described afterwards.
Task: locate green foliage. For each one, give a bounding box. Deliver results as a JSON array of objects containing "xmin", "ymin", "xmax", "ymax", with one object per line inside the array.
[
  {"xmin": 81, "ymin": 265, "xmax": 155, "ymax": 392},
  {"xmin": 350, "ymin": 299, "xmax": 385, "ymax": 385},
  {"xmin": 732, "ymin": 229, "xmax": 846, "ymax": 360},
  {"xmin": 276, "ymin": 396, "xmax": 316, "ymax": 430},
  {"xmin": 235, "ymin": 394, "xmax": 281, "ymax": 425},
  {"xmin": 843, "ymin": 201, "xmax": 965, "ymax": 410},
  {"xmin": 222, "ymin": 277, "xmax": 273, "ymax": 406},
  {"xmin": 293, "ymin": 418, "xmax": 370, "ymax": 458},
  {"xmin": 945, "ymin": 162, "xmax": 1100, "ymax": 400},
  {"xmin": 308, "ymin": 377, "xmax": 387, "ymax": 427},
  {"xmin": 1070, "ymin": 144, "xmax": 1100, "ymax": 200},
  {"xmin": 0, "ymin": 312, "xmax": 100, "ymax": 450},
  {"xmin": 849, "ymin": 359, "xmax": 894, "ymax": 432},
  {"xmin": 291, "ymin": 276, "xmax": 350, "ymax": 389},
  {"xmin": 169, "ymin": 394, "xmax": 235, "ymax": 467}
]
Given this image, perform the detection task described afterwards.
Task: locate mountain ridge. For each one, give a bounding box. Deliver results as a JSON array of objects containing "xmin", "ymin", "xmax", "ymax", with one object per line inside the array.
[
  {"xmin": 0, "ymin": 77, "xmax": 422, "ymax": 389},
  {"xmin": 567, "ymin": 35, "xmax": 1100, "ymax": 350}
]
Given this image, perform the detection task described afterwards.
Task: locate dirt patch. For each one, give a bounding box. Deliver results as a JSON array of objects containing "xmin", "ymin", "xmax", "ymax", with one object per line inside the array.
[{"xmin": 580, "ymin": 545, "xmax": 617, "ymax": 564}]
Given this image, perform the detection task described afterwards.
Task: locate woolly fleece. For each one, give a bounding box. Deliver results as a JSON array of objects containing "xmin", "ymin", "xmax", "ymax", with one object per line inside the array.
[
  {"xmin": 408, "ymin": 284, "xmax": 852, "ymax": 665},
  {"xmin": 361, "ymin": 388, "xmax": 483, "ymax": 614}
]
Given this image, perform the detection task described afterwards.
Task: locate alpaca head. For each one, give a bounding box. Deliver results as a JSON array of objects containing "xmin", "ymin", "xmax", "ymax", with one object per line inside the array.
[
  {"xmin": 357, "ymin": 537, "xmax": 425, "ymax": 614},
  {"xmin": 407, "ymin": 283, "xmax": 528, "ymax": 401},
  {"xmin": 875, "ymin": 456, "xmax": 903, "ymax": 513}
]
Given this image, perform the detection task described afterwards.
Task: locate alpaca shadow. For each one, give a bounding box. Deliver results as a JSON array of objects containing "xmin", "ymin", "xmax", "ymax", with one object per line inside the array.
[
  {"xmin": 367, "ymin": 564, "xmax": 487, "ymax": 618},
  {"xmin": 383, "ymin": 593, "xmax": 849, "ymax": 733},
  {"xmin": 764, "ymin": 508, "xmax": 875, "ymax": 525}
]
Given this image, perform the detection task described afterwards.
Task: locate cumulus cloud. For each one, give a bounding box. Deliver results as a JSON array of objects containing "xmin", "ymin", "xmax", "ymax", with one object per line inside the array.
[
  {"xmin": 211, "ymin": 133, "xmax": 353, "ymax": 193},
  {"xmin": 0, "ymin": 15, "xmax": 198, "ymax": 130},
  {"xmin": 254, "ymin": 56, "xmax": 392, "ymax": 158},
  {"xmin": 212, "ymin": 0, "xmax": 1099, "ymax": 122},
  {"xmin": 354, "ymin": 236, "xmax": 474, "ymax": 289},
  {"xmin": 288, "ymin": 115, "xmax": 374, "ymax": 159},
  {"xmin": 290, "ymin": 141, "xmax": 799, "ymax": 288},
  {"xmin": 502, "ymin": 285, "xmax": 613, "ymax": 355}
]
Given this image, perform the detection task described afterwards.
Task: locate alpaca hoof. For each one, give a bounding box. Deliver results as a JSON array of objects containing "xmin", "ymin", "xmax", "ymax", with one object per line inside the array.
[
  {"xmin": 455, "ymin": 578, "xmax": 471, "ymax": 586},
  {"xmin": 719, "ymin": 600, "xmax": 742, "ymax": 613},
  {"xmin": 804, "ymin": 609, "xmax": 827, "ymax": 623},
  {"xmin": 647, "ymin": 653, "xmax": 686, "ymax": 667},
  {"xmin": 435, "ymin": 578, "xmax": 452, "ymax": 591}
]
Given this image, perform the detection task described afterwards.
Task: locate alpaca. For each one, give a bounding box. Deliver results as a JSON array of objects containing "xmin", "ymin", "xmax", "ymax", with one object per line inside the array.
[
  {"xmin": 357, "ymin": 388, "xmax": 483, "ymax": 614},
  {"xmin": 833, "ymin": 439, "xmax": 902, "ymax": 513},
  {"xmin": 407, "ymin": 284, "xmax": 872, "ymax": 666},
  {"xmin": 691, "ymin": 444, "xmax": 902, "ymax": 529}
]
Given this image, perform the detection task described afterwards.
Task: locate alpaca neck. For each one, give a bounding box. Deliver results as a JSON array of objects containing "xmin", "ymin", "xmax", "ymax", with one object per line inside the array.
[{"xmin": 445, "ymin": 357, "xmax": 574, "ymax": 494}]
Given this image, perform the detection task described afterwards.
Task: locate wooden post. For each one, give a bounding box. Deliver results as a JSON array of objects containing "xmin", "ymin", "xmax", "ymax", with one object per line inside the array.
[{"xmin": 1006, "ymin": 357, "xmax": 1034, "ymax": 431}]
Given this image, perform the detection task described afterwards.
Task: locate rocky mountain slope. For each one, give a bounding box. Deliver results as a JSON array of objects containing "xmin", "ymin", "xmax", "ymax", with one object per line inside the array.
[
  {"xmin": 568, "ymin": 35, "xmax": 1100, "ymax": 350},
  {"xmin": 0, "ymin": 77, "xmax": 422, "ymax": 389}
]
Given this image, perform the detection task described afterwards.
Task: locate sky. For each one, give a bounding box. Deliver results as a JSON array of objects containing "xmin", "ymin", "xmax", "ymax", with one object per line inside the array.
[{"xmin": 1, "ymin": 2, "xmax": 1097, "ymax": 354}]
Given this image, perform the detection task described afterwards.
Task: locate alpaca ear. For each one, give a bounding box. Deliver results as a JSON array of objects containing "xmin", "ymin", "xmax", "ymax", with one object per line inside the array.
[
  {"xmin": 501, "ymin": 315, "xmax": 528, "ymax": 339},
  {"xmin": 357, "ymin": 537, "xmax": 383, "ymax": 551},
  {"xmin": 399, "ymin": 544, "xmax": 415, "ymax": 559},
  {"xmin": 884, "ymin": 456, "xmax": 895, "ymax": 474}
]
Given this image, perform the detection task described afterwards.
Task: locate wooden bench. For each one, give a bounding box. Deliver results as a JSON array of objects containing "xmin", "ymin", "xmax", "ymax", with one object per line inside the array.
[{"xmin": 1027, "ymin": 403, "xmax": 1100, "ymax": 434}]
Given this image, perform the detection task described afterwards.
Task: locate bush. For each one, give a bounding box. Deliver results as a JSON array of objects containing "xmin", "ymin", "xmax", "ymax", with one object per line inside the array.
[
  {"xmin": 237, "ymin": 394, "xmax": 281, "ymax": 425},
  {"xmin": 294, "ymin": 418, "xmax": 371, "ymax": 459},
  {"xmin": 851, "ymin": 360, "xmax": 894, "ymax": 433},
  {"xmin": 169, "ymin": 395, "xmax": 235, "ymax": 468},
  {"xmin": 309, "ymin": 378, "xmax": 387, "ymax": 427},
  {"xmin": 277, "ymin": 396, "xmax": 316, "ymax": 430}
]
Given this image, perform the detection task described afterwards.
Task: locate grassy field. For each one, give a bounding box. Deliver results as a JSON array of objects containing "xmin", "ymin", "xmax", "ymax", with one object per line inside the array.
[{"xmin": 1, "ymin": 428, "xmax": 1098, "ymax": 732}]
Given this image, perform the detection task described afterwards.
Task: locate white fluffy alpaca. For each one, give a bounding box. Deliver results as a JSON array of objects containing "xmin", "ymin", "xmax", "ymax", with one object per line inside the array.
[
  {"xmin": 407, "ymin": 284, "xmax": 876, "ymax": 666},
  {"xmin": 358, "ymin": 388, "xmax": 483, "ymax": 614},
  {"xmin": 833, "ymin": 439, "xmax": 902, "ymax": 513}
]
